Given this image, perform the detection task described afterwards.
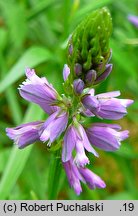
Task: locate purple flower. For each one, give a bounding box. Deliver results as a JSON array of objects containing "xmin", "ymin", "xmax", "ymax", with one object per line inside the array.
[
  {"xmin": 74, "ymin": 63, "xmax": 82, "ymax": 76},
  {"xmin": 63, "ymin": 64, "xmax": 70, "ymax": 81},
  {"xmin": 63, "ymin": 158, "xmax": 83, "ymax": 195},
  {"xmin": 39, "ymin": 109, "xmax": 68, "ymax": 144},
  {"xmin": 63, "ymin": 158, "xmax": 106, "ymax": 195},
  {"xmin": 128, "ymin": 15, "xmax": 138, "ymax": 28},
  {"xmin": 73, "ymin": 79, "xmax": 84, "ymax": 95},
  {"xmin": 6, "ymin": 63, "xmax": 134, "ymax": 195},
  {"xmin": 78, "ymin": 167, "xmax": 106, "ymax": 190},
  {"xmin": 82, "ymin": 89, "xmax": 133, "ymax": 120},
  {"xmin": 94, "ymin": 64, "xmax": 112, "ymax": 84},
  {"xmin": 6, "ymin": 121, "xmax": 43, "ymax": 149},
  {"xmin": 85, "ymin": 70, "xmax": 97, "ymax": 85},
  {"xmin": 19, "ymin": 68, "xmax": 59, "ymax": 115},
  {"xmin": 62, "ymin": 122, "xmax": 98, "ymax": 167},
  {"xmin": 86, "ymin": 123, "xmax": 129, "ymax": 151}
]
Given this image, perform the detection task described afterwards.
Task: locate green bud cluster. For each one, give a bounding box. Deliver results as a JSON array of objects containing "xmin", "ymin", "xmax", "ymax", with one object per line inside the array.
[{"xmin": 67, "ymin": 7, "xmax": 112, "ymax": 85}]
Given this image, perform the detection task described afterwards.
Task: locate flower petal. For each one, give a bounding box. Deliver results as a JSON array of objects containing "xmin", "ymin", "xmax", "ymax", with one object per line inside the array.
[{"xmin": 62, "ymin": 126, "xmax": 76, "ymax": 162}]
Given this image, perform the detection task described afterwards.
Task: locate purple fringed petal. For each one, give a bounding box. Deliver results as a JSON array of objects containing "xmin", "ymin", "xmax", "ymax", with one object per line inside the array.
[
  {"xmin": 96, "ymin": 91, "xmax": 120, "ymax": 98},
  {"xmin": 118, "ymin": 130, "xmax": 129, "ymax": 141},
  {"xmin": 79, "ymin": 167, "xmax": 106, "ymax": 189},
  {"xmin": 40, "ymin": 110, "xmax": 68, "ymax": 143},
  {"xmin": 50, "ymin": 112, "xmax": 68, "ymax": 142},
  {"xmin": 91, "ymin": 123, "xmax": 122, "ymax": 131},
  {"xmin": 63, "ymin": 157, "xmax": 106, "ymax": 194},
  {"xmin": 98, "ymin": 98, "xmax": 128, "ymax": 120},
  {"xmin": 62, "ymin": 122, "xmax": 98, "ymax": 167},
  {"xmin": 119, "ymin": 99, "xmax": 134, "ymax": 107},
  {"xmin": 86, "ymin": 124, "xmax": 129, "ymax": 151},
  {"xmin": 86, "ymin": 127, "xmax": 119, "ymax": 151},
  {"xmin": 6, "ymin": 121, "xmax": 43, "ymax": 149},
  {"xmin": 74, "ymin": 139, "xmax": 90, "ymax": 167},
  {"xmin": 19, "ymin": 68, "xmax": 58, "ymax": 114},
  {"xmin": 78, "ymin": 124, "xmax": 99, "ymax": 157},
  {"xmin": 63, "ymin": 159, "xmax": 82, "ymax": 195},
  {"xmin": 82, "ymin": 90, "xmax": 133, "ymax": 120},
  {"xmin": 62, "ymin": 126, "xmax": 76, "ymax": 162}
]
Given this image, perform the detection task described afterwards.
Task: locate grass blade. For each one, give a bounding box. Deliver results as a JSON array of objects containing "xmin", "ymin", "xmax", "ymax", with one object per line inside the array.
[
  {"xmin": 0, "ymin": 104, "xmax": 44, "ymax": 199},
  {"xmin": 0, "ymin": 46, "xmax": 52, "ymax": 94}
]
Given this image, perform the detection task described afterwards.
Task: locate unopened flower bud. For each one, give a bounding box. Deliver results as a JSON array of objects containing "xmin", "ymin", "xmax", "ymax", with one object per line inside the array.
[
  {"xmin": 85, "ymin": 70, "xmax": 97, "ymax": 86},
  {"xmin": 94, "ymin": 64, "xmax": 112, "ymax": 84},
  {"xmin": 63, "ymin": 64, "xmax": 70, "ymax": 81},
  {"xmin": 74, "ymin": 63, "xmax": 82, "ymax": 76},
  {"xmin": 69, "ymin": 44, "xmax": 73, "ymax": 55},
  {"xmin": 73, "ymin": 79, "xmax": 84, "ymax": 95},
  {"xmin": 67, "ymin": 7, "xmax": 112, "ymax": 86}
]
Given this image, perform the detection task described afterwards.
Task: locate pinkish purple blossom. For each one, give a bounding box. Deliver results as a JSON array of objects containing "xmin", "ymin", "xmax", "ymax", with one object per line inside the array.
[
  {"xmin": 62, "ymin": 122, "xmax": 98, "ymax": 167},
  {"xmin": 6, "ymin": 121, "xmax": 43, "ymax": 149},
  {"xmin": 19, "ymin": 68, "xmax": 59, "ymax": 115},
  {"xmin": 6, "ymin": 64, "xmax": 133, "ymax": 196},
  {"xmin": 86, "ymin": 123, "xmax": 129, "ymax": 151},
  {"xmin": 39, "ymin": 109, "xmax": 68, "ymax": 144},
  {"xmin": 63, "ymin": 64, "xmax": 70, "ymax": 81},
  {"xmin": 82, "ymin": 89, "xmax": 133, "ymax": 120},
  {"xmin": 63, "ymin": 157, "xmax": 106, "ymax": 195}
]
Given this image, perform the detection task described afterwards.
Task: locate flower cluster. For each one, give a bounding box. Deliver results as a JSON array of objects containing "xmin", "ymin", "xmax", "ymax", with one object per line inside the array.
[
  {"xmin": 6, "ymin": 8, "xmax": 134, "ymax": 195},
  {"xmin": 6, "ymin": 66, "xmax": 133, "ymax": 195}
]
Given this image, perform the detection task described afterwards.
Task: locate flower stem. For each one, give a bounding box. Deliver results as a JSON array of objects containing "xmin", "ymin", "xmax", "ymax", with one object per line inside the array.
[{"xmin": 48, "ymin": 150, "xmax": 62, "ymax": 199}]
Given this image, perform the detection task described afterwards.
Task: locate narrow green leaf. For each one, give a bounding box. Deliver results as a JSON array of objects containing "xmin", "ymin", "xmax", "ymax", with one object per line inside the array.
[
  {"xmin": 27, "ymin": 0, "xmax": 56, "ymax": 21},
  {"xmin": 48, "ymin": 151, "xmax": 62, "ymax": 199},
  {"xmin": 0, "ymin": 104, "xmax": 44, "ymax": 199},
  {"xmin": 0, "ymin": 1, "xmax": 27, "ymax": 47},
  {"xmin": 5, "ymin": 87, "xmax": 23, "ymax": 124},
  {"xmin": 0, "ymin": 148, "xmax": 11, "ymax": 173},
  {"xmin": 110, "ymin": 39, "xmax": 137, "ymax": 79},
  {"xmin": 0, "ymin": 46, "xmax": 52, "ymax": 93}
]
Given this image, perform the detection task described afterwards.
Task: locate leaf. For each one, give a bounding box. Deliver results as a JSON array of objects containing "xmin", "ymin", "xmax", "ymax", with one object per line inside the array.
[
  {"xmin": 0, "ymin": 148, "xmax": 11, "ymax": 173},
  {"xmin": 0, "ymin": 104, "xmax": 44, "ymax": 199},
  {"xmin": 0, "ymin": 1, "xmax": 27, "ymax": 48},
  {"xmin": 5, "ymin": 87, "xmax": 23, "ymax": 124},
  {"xmin": 107, "ymin": 192, "xmax": 135, "ymax": 200},
  {"xmin": 0, "ymin": 28, "xmax": 8, "ymax": 51},
  {"xmin": 48, "ymin": 151, "xmax": 62, "ymax": 199},
  {"xmin": 27, "ymin": 0, "xmax": 56, "ymax": 21},
  {"xmin": 110, "ymin": 39, "xmax": 137, "ymax": 79},
  {"xmin": 0, "ymin": 46, "xmax": 52, "ymax": 94}
]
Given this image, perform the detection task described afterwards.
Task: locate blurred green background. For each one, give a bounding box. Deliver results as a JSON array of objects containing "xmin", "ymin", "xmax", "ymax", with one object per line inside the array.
[{"xmin": 0, "ymin": 0, "xmax": 138, "ymax": 200}]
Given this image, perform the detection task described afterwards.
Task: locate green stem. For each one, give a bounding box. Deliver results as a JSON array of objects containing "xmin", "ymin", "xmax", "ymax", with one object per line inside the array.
[{"xmin": 48, "ymin": 151, "xmax": 62, "ymax": 199}]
